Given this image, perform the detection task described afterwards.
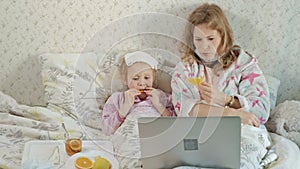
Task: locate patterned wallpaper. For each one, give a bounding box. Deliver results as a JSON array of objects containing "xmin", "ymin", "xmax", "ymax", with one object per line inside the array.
[{"xmin": 0, "ymin": 0, "xmax": 299, "ymax": 106}]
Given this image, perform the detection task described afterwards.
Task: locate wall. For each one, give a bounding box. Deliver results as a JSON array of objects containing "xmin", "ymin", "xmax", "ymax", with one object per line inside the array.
[{"xmin": 0, "ymin": 0, "xmax": 299, "ymax": 105}]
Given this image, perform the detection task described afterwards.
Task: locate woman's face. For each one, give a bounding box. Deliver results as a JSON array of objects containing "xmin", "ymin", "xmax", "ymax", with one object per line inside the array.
[
  {"xmin": 193, "ymin": 23, "xmax": 221, "ymax": 60},
  {"xmin": 126, "ymin": 62, "xmax": 154, "ymax": 90}
]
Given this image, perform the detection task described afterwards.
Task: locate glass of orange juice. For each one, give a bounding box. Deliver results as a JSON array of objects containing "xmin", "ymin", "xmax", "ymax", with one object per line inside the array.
[
  {"xmin": 64, "ymin": 131, "xmax": 83, "ymax": 156},
  {"xmin": 186, "ymin": 76, "xmax": 203, "ymax": 86}
]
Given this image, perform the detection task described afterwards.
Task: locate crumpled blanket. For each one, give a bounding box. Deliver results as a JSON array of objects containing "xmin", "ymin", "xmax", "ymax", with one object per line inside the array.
[
  {"xmin": 266, "ymin": 100, "xmax": 300, "ymax": 147},
  {"xmin": 0, "ymin": 91, "xmax": 104, "ymax": 168},
  {"xmin": 0, "ymin": 91, "xmax": 80, "ymax": 139}
]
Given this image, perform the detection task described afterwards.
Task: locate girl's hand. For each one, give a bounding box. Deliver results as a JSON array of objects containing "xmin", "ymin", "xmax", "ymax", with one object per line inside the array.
[
  {"xmin": 198, "ymin": 82, "xmax": 227, "ymax": 106},
  {"xmin": 146, "ymin": 88, "xmax": 171, "ymax": 116},
  {"xmin": 145, "ymin": 88, "xmax": 162, "ymax": 107},
  {"xmin": 119, "ymin": 89, "xmax": 140, "ymax": 118},
  {"xmin": 124, "ymin": 88, "xmax": 140, "ymax": 106}
]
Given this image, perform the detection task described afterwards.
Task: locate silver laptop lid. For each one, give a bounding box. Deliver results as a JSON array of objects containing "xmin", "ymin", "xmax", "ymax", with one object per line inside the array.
[{"xmin": 138, "ymin": 117, "xmax": 241, "ymax": 169}]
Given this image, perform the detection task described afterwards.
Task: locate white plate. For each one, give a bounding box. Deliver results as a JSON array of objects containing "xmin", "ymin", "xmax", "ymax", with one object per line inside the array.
[{"xmin": 64, "ymin": 150, "xmax": 119, "ymax": 169}]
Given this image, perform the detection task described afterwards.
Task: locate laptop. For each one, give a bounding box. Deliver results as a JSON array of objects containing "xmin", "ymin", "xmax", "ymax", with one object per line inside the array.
[{"xmin": 138, "ymin": 117, "xmax": 241, "ymax": 169}]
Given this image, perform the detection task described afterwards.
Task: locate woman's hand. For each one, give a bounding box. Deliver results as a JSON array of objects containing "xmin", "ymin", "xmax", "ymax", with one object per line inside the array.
[
  {"xmin": 198, "ymin": 82, "xmax": 227, "ymax": 106},
  {"xmin": 119, "ymin": 89, "xmax": 140, "ymax": 118},
  {"xmin": 230, "ymin": 108, "xmax": 260, "ymax": 127}
]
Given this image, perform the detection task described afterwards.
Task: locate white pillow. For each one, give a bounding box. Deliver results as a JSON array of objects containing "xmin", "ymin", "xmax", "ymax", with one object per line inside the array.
[
  {"xmin": 40, "ymin": 53, "xmax": 76, "ymax": 112},
  {"xmin": 40, "ymin": 53, "xmax": 102, "ymax": 129}
]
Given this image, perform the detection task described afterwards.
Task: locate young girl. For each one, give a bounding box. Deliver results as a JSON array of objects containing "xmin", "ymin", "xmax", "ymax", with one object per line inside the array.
[
  {"xmin": 171, "ymin": 3, "xmax": 272, "ymax": 168},
  {"xmin": 101, "ymin": 51, "xmax": 175, "ymax": 136}
]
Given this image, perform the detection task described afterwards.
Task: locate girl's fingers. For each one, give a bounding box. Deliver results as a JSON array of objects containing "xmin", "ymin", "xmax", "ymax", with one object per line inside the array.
[
  {"xmin": 128, "ymin": 89, "xmax": 140, "ymax": 94},
  {"xmin": 127, "ymin": 91, "xmax": 140, "ymax": 97},
  {"xmin": 133, "ymin": 91, "xmax": 141, "ymax": 96},
  {"xmin": 144, "ymin": 89, "xmax": 153, "ymax": 96}
]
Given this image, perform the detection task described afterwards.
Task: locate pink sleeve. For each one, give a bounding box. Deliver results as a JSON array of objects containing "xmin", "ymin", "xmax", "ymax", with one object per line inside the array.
[
  {"xmin": 171, "ymin": 62, "xmax": 201, "ymax": 117},
  {"xmin": 233, "ymin": 52, "xmax": 270, "ymax": 124},
  {"xmin": 100, "ymin": 93, "xmax": 125, "ymax": 136}
]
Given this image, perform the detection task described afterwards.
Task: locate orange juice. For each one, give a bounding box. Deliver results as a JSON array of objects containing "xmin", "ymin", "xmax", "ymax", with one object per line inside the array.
[
  {"xmin": 65, "ymin": 138, "xmax": 82, "ymax": 156},
  {"xmin": 64, "ymin": 131, "xmax": 83, "ymax": 156},
  {"xmin": 186, "ymin": 77, "xmax": 203, "ymax": 86}
]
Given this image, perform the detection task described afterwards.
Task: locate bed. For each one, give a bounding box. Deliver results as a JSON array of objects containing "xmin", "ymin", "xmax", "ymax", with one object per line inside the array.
[{"xmin": 0, "ymin": 52, "xmax": 299, "ymax": 169}]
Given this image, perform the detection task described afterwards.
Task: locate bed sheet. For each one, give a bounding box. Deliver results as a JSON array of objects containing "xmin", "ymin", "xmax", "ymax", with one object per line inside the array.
[{"xmin": 0, "ymin": 91, "xmax": 299, "ymax": 169}]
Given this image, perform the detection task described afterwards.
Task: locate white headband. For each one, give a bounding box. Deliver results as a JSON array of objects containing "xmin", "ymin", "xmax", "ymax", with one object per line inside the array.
[{"xmin": 124, "ymin": 51, "xmax": 158, "ymax": 70}]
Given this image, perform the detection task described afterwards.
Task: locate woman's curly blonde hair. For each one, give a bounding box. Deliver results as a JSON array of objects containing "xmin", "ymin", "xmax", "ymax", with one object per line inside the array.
[{"xmin": 181, "ymin": 3, "xmax": 240, "ymax": 68}]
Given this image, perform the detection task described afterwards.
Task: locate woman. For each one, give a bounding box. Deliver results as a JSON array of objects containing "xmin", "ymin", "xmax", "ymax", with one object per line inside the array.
[{"xmin": 171, "ymin": 3, "xmax": 272, "ymax": 168}]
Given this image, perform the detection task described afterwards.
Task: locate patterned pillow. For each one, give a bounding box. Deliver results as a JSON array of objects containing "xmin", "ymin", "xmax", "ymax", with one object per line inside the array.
[
  {"xmin": 265, "ymin": 75, "xmax": 281, "ymax": 110},
  {"xmin": 40, "ymin": 53, "xmax": 102, "ymax": 129}
]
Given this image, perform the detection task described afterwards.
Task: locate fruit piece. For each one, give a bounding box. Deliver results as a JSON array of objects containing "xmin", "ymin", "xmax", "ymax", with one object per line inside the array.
[
  {"xmin": 138, "ymin": 92, "xmax": 147, "ymax": 100},
  {"xmin": 75, "ymin": 157, "xmax": 93, "ymax": 169},
  {"xmin": 186, "ymin": 77, "xmax": 203, "ymax": 86},
  {"xmin": 138, "ymin": 89, "xmax": 148, "ymax": 101},
  {"xmin": 69, "ymin": 139, "xmax": 82, "ymax": 151},
  {"xmin": 92, "ymin": 156, "xmax": 111, "ymax": 169}
]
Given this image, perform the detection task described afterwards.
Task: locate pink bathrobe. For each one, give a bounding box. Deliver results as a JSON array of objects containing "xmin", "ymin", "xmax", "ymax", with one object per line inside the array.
[{"xmin": 171, "ymin": 49, "xmax": 270, "ymax": 123}]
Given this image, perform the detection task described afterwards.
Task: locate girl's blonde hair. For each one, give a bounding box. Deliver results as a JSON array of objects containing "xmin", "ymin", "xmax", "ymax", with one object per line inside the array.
[{"xmin": 182, "ymin": 3, "xmax": 240, "ymax": 68}]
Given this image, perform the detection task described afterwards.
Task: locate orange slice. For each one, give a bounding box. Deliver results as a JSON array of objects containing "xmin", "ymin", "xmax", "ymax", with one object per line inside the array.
[
  {"xmin": 69, "ymin": 139, "xmax": 82, "ymax": 151},
  {"xmin": 186, "ymin": 77, "xmax": 203, "ymax": 86},
  {"xmin": 75, "ymin": 156, "xmax": 93, "ymax": 169}
]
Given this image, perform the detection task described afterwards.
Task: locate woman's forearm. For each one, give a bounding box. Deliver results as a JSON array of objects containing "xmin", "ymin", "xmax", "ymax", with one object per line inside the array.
[
  {"xmin": 190, "ymin": 103, "xmax": 260, "ymax": 127},
  {"xmin": 190, "ymin": 103, "xmax": 234, "ymax": 117}
]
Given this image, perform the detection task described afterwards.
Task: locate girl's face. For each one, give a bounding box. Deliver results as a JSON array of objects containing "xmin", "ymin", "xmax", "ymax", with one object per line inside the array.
[
  {"xmin": 193, "ymin": 23, "xmax": 221, "ymax": 60},
  {"xmin": 126, "ymin": 62, "xmax": 154, "ymax": 90}
]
